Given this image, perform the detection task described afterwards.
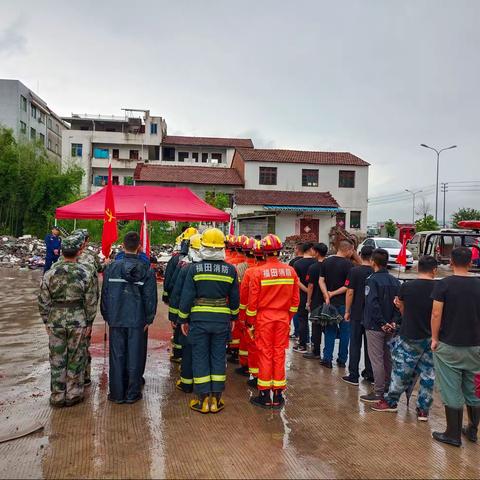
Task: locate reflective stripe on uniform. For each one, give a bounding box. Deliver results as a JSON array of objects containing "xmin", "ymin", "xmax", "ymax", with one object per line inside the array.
[
  {"xmin": 257, "ymin": 378, "xmax": 273, "ymax": 387},
  {"xmin": 289, "ymin": 306, "xmax": 298, "ymax": 313},
  {"xmin": 178, "ymin": 310, "xmax": 189, "ymax": 319},
  {"xmin": 260, "ymin": 278, "xmax": 295, "ymax": 286},
  {"xmin": 194, "ymin": 375, "xmax": 211, "ymax": 384},
  {"xmin": 109, "ymin": 278, "xmax": 145, "ymax": 286},
  {"xmin": 239, "ymin": 304, "xmax": 247, "ymax": 310},
  {"xmin": 193, "ymin": 274, "xmax": 234, "ymax": 284},
  {"xmin": 169, "ymin": 306, "xmax": 179, "ymax": 314},
  {"xmin": 173, "ymin": 343, "xmax": 182, "ymax": 350},
  {"xmin": 273, "ymin": 379, "xmax": 287, "ymax": 387},
  {"xmin": 211, "ymin": 374, "xmax": 226, "ymax": 382},
  {"xmin": 249, "ymin": 367, "xmax": 259, "ymax": 374},
  {"xmin": 180, "ymin": 377, "xmax": 193, "ymax": 384},
  {"xmin": 229, "ymin": 339, "xmax": 240, "ymax": 345},
  {"xmin": 239, "ymin": 349, "xmax": 248, "ymax": 356},
  {"xmin": 230, "ymin": 308, "xmax": 239, "ymax": 315},
  {"xmin": 246, "ymin": 309, "xmax": 257, "ymax": 317},
  {"xmin": 191, "ymin": 306, "xmax": 232, "ymax": 315}
]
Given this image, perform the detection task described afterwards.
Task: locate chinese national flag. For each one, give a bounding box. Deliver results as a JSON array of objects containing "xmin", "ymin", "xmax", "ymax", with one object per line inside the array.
[
  {"xmin": 140, "ymin": 203, "xmax": 150, "ymax": 257},
  {"xmin": 396, "ymin": 236, "xmax": 408, "ymax": 267},
  {"xmin": 101, "ymin": 164, "xmax": 118, "ymax": 257}
]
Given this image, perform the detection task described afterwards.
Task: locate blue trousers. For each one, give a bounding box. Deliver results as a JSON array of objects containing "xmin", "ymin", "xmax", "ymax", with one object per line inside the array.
[
  {"xmin": 179, "ymin": 330, "xmax": 193, "ymax": 386},
  {"xmin": 44, "ymin": 255, "xmax": 59, "ymax": 273},
  {"xmin": 323, "ymin": 305, "xmax": 350, "ymax": 363},
  {"xmin": 292, "ymin": 313, "xmax": 300, "ymax": 337},
  {"xmin": 189, "ymin": 321, "xmax": 230, "ymax": 394},
  {"xmin": 109, "ymin": 326, "xmax": 145, "ymax": 402}
]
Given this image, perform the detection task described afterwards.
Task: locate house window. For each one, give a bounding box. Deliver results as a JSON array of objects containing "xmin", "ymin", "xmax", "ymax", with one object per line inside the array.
[
  {"xmin": 20, "ymin": 121, "xmax": 27, "ymax": 134},
  {"xmin": 211, "ymin": 153, "xmax": 222, "ymax": 163},
  {"xmin": 48, "ymin": 139, "xmax": 52, "ymax": 149},
  {"xmin": 39, "ymin": 112, "xmax": 45, "ymax": 124},
  {"xmin": 129, "ymin": 150, "xmax": 139, "ymax": 160},
  {"xmin": 55, "ymin": 123, "xmax": 59, "ymax": 133},
  {"xmin": 259, "ymin": 167, "xmax": 277, "ymax": 185},
  {"xmin": 202, "ymin": 153, "xmax": 208, "ymax": 163},
  {"xmin": 94, "ymin": 175, "xmax": 108, "ymax": 186},
  {"xmin": 150, "ymin": 123, "xmax": 158, "ymax": 134},
  {"xmin": 163, "ymin": 147, "xmax": 175, "ymax": 161},
  {"xmin": 71, "ymin": 143, "xmax": 83, "ymax": 157},
  {"xmin": 30, "ymin": 127, "xmax": 36, "ymax": 139},
  {"xmin": 94, "ymin": 147, "xmax": 109, "ymax": 159},
  {"xmin": 339, "ymin": 170, "xmax": 355, "ymax": 188},
  {"xmin": 124, "ymin": 176, "xmax": 134, "ymax": 185},
  {"xmin": 112, "ymin": 148, "xmax": 119, "ymax": 159},
  {"xmin": 112, "ymin": 176, "xmax": 119, "ymax": 185},
  {"xmin": 31, "ymin": 105, "xmax": 37, "ymax": 119},
  {"xmin": 39, "ymin": 133, "xmax": 45, "ymax": 144},
  {"xmin": 192, "ymin": 152, "xmax": 199, "ymax": 162},
  {"xmin": 302, "ymin": 169, "xmax": 319, "ymax": 187},
  {"xmin": 47, "ymin": 117, "xmax": 52, "ymax": 129},
  {"xmin": 350, "ymin": 211, "xmax": 361, "ymax": 229},
  {"xmin": 178, "ymin": 152, "xmax": 189, "ymax": 162},
  {"xmin": 55, "ymin": 143, "xmax": 59, "ymax": 154},
  {"xmin": 20, "ymin": 95, "xmax": 27, "ymax": 112}
]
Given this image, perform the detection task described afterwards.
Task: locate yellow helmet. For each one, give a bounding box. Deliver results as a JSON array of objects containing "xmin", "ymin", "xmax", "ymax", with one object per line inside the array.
[
  {"xmin": 175, "ymin": 234, "xmax": 184, "ymax": 246},
  {"xmin": 182, "ymin": 227, "xmax": 198, "ymax": 240},
  {"xmin": 189, "ymin": 233, "xmax": 202, "ymax": 250},
  {"xmin": 201, "ymin": 228, "xmax": 225, "ymax": 248}
]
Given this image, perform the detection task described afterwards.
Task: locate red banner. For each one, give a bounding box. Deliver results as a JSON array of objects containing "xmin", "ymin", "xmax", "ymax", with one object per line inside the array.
[{"xmin": 101, "ymin": 164, "xmax": 118, "ymax": 257}]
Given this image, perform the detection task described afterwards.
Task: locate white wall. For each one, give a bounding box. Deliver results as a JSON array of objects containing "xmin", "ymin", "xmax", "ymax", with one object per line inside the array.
[{"xmin": 159, "ymin": 146, "xmax": 235, "ymax": 166}]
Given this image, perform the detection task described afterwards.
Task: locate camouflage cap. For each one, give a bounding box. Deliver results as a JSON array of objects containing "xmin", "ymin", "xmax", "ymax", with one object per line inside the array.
[
  {"xmin": 72, "ymin": 228, "xmax": 89, "ymax": 241},
  {"xmin": 62, "ymin": 234, "xmax": 84, "ymax": 251}
]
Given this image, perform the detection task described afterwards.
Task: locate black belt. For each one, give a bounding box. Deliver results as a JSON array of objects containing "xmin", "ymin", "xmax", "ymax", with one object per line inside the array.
[{"xmin": 52, "ymin": 300, "xmax": 84, "ymax": 308}]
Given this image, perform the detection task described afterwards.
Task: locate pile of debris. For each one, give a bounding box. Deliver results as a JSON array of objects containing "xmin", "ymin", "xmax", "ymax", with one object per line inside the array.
[{"xmin": 0, "ymin": 235, "xmax": 46, "ymax": 269}]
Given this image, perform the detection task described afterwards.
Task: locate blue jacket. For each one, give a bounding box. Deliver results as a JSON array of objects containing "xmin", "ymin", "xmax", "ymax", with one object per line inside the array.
[
  {"xmin": 101, "ymin": 253, "xmax": 158, "ymax": 328},
  {"xmin": 45, "ymin": 234, "xmax": 61, "ymax": 257},
  {"xmin": 363, "ymin": 269, "xmax": 401, "ymax": 331},
  {"xmin": 115, "ymin": 250, "xmax": 151, "ymax": 266}
]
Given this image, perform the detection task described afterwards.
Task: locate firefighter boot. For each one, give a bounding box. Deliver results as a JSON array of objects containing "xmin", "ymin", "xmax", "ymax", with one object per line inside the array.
[
  {"xmin": 235, "ymin": 365, "xmax": 249, "ymax": 377},
  {"xmin": 189, "ymin": 394, "xmax": 210, "ymax": 414},
  {"xmin": 250, "ymin": 389, "xmax": 272, "ymax": 409},
  {"xmin": 247, "ymin": 377, "xmax": 258, "ymax": 388},
  {"xmin": 210, "ymin": 393, "xmax": 225, "ymax": 414},
  {"xmin": 272, "ymin": 389, "xmax": 285, "ymax": 410},
  {"xmin": 227, "ymin": 350, "xmax": 239, "ymax": 364},
  {"xmin": 176, "ymin": 379, "xmax": 193, "ymax": 394},
  {"xmin": 432, "ymin": 406, "xmax": 463, "ymax": 447},
  {"xmin": 462, "ymin": 405, "xmax": 479, "ymax": 443}
]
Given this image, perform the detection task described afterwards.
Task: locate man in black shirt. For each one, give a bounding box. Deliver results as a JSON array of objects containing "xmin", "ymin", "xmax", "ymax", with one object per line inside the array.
[
  {"xmin": 293, "ymin": 242, "xmax": 316, "ymax": 353},
  {"xmin": 372, "ymin": 256, "xmax": 438, "ymax": 421},
  {"xmin": 319, "ymin": 240, "xmax": 357, "ymax": 368},
  {"xmin": 289, "ymin": 242, "xmax": 303, "ymax": 339},
  {"xmin": 304, "ymin": 243, "xmax": 328, "ymax": 359},
  {"xmin": 430, "ymin": 247, "xmax": 480, "ymax": 447},
  {"xmin": 342, "ymin": 245, "xmax": 374, "ymax": 385}
]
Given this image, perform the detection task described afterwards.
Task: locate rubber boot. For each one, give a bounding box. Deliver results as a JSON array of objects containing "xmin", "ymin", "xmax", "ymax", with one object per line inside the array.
[
  {"xmin": 210, "ymin": 392, "xmax": 225, "ymax": 413},
  {"xmin": 235, "ymin": 365, "xmax": 249, "ymax": 377},
  {"xmin": 189, "ymin": 394, "xmax": 210, "ymax": 414},
  {"xmin": 247, "ymin": 377, "xmax": 257, "ymax": 388},
  {"xmin": 462, "ymin": 405, "xmax": 479, "ymax": 443},
  {"xmin": 176, "ymin": 379, "xmax": 193, "ymax": 394},
  {"xmin": 432, "ymin": 406, "xmax": 463, "ymax": 447},
  {"xmin": 272, "ymin": 389, "xmax": 285, "ymax": 410},
  {"xmin": 250, "ymin": 389, "xmax": 272, "ymax": 409}
]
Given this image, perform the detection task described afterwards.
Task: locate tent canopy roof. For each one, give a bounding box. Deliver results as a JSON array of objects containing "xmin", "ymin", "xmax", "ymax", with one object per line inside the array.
[{"xmin": 56, "ymin": 185, "xmax": 230, "ymax": 222}]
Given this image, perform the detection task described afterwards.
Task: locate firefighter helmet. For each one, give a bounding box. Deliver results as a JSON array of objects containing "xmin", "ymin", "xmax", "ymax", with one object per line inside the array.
[
  {"xmin": 182, "ymin": 227, "xmax": 198, "ymax": 240},
  {"xmin": 252, "ymin": 240, "xmax": 264, "ymax": 257},
  {"xmin": 189, "ymin": 233, "xmax": 202, "ymax": 250},
  {"xmin": 201, "ymin": 228, "xmax": 225, "ymax": 248},
  {"xmin": 235, "ymin": 235, "xmax": 249, "ymax": 249},
  {"xmin": 226, "ymin": 235, "xmax": 236, "ymax": 249},
  {"xmin": 262, "ymin": 234, "xmax": 283, "ymax": 252},
  {"xmin": 241, "ymin": 236, "xmax": 256, "ymax": 252}
]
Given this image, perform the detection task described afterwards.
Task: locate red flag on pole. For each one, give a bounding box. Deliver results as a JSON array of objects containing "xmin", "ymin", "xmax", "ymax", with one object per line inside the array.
[
  {"xmin": 101, "ymin": 164, "xmax": 118, "ymax": 257},
  {"xmin": 140, "ymin": 203, "xmax": 150, "ymax": 257},
  {"xmin": 396, "ymin": 236, "xmax": 408, "ymax": 267}
]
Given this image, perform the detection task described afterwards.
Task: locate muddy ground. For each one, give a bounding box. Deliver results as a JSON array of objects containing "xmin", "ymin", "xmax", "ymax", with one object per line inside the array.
[{"xmin": 0, "ymin": 268, "xmax": 478, "ymax": 479}]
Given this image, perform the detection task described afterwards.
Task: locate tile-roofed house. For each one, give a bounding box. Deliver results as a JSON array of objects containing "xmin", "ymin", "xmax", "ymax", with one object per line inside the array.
[
  {"xmin": 234, "ymin": 189, "xmax": 339, "ymax": 208},
  {"xmin": 163, "ymin": 135, "xmax": 253, "ymax": 149}
]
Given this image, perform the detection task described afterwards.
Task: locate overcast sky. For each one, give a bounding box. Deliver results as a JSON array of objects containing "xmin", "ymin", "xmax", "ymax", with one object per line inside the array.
[{"xmin": 2, "ymin": 0, "xmax": 479, "ymax": 224}]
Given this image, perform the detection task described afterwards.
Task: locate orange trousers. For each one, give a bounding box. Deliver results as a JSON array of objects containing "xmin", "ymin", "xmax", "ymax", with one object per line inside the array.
[
  {"xmin": 255, "ymin": 316, "xmax": 290, "ymax": 391},
  {"xmin": 238, "ymin": 323, "xmax": 259, "ymax": 377}
]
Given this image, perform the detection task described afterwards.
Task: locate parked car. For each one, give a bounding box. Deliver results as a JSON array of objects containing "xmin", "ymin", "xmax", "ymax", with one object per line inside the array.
[{"xmin": 357, "ymin": 237, "xmax": 413, "ymax": 269}]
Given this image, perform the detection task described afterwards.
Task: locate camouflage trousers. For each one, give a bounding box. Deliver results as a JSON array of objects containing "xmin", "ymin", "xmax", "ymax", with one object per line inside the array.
[
  {"xmin": 81, "ymin": 331, "xmax": 92, "ymax": 382},
  {"xmin": 48, "ymin": 326, "xmax": 87, "ymax": 403},
  {"xmin": 385, "ymin": 336, "xmax": 435, "ymax": 412}
]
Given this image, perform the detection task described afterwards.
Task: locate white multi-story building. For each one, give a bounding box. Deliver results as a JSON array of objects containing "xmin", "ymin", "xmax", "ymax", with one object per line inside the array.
[
  {"xmin": 62, "ymin": 110, "xmax": 167, "ymax": 194},
  {"xmin": 0, "ymin": 79, "xmax": 68, "ymax": 163}
]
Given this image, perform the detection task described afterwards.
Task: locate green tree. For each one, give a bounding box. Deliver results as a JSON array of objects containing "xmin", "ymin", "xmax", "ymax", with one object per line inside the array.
[
  {"xmin": 384, "ymin": 219, "xmax": 397, "ymax": 238},
  {"xmin": 205, "ymin": 191, "xmax": 230, "ymax": 211},
  {"xmin": 451, "ymin": 208, "xmax": 480, "ymax": 228},
  {"xmin": 0, "ymin": 127, "xmax": 83, "ymax": 237},
  {"xmin": 415, "ymin": 215, "xmax": 439, "ymax": 232}
]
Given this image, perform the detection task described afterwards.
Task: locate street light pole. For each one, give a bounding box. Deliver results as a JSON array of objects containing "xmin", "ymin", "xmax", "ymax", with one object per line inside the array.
[
  {"xmin": 420, "ymin": 144, "xmax": 457, "ymax": 222},
  {"xmin": 405, "ymin": 189, "xmax": 422, "ymax": 224}
]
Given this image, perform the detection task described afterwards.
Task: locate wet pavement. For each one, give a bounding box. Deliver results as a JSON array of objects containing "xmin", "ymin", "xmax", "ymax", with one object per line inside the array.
[{"xmin": 0, "ymin": 268, "xmax": 478, "ymax": 479}]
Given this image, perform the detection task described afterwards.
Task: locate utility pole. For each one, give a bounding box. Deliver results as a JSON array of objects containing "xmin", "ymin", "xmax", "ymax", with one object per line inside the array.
[
  {"xmin": 420, "ymin": 144, "xmax": 457, "ymax": 223},
  {"xmin": 405, "ymin": 189, "xmax": 422, "ymax": 224},
  {"xmin": 441, "ymin": 182, "xmax": 448, "ymax": 228}
]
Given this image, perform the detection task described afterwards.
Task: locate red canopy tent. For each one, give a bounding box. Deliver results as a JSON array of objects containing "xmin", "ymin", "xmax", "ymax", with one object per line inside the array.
[{"xmin": 55, "ymin": 185, "xmax": 230, "ymax": 222}]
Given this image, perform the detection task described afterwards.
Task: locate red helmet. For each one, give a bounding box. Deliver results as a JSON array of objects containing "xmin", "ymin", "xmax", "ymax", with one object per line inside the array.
[
  {"xmin": 242, "ymin": 237, "xmax": 256, "ymax": 252},
  {"xmin": 235, "ymin": 235, "xmax": 249, "ymax": 249},
  {"xmin": 262, "ymin": 234, "xmax": 283, "ymax": 252},
  {"xmin": 252, "ymin": 240, "xmax": 264, "ymax": 257},
  {"xmin": 226, "ymin": 235, "xmax": 236, "ymax": 249}
]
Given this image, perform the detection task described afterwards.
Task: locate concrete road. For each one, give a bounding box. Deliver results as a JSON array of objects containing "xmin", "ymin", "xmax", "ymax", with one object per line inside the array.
[{"xmin": 0, "ymin": 268, "xmax": 478, "ymax": 479}]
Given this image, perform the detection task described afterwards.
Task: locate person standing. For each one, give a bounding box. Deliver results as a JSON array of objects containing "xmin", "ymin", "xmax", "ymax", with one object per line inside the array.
[
  {"xmin": 247, "ymin": 234, "xmax": 300, "ymax": 409},
  {"xmin": 101, "ymin": 232, "xmax": 158, "ymax": 404},
  {"xmin": 372, "ymin": 255, "xmax": 438, "ymax": 421},
  {"xmin": 342, "ymin": 245, "xmax": 374, "ymax": 385},
  {"xmin": 177, "ymin": 228, "xmax": 240, "ymax": 414},
  {"xmin": 430, "ymin": 247, "xmax": 480, "ymax": 446},
  {"xmin": 44, "ymin": 226, "xmax": 62, "ymax": 273},
  {"xmin": 361, "ymin": 248, "xmax": 401, "ymax": 403},
  {"xmin": 303, "ymin": 243, "xmax": 328, "ymax": 360},
  {"xmin": 288, "ymin": 242, "xmax": 303, "ymax": 339},
  {"xmin": 38, "ymin": 234, "xmax": 98, "ymax": 407},
  {"xmin": 319, "ymin": 240, "xmax": 356, "ymax": 368}
]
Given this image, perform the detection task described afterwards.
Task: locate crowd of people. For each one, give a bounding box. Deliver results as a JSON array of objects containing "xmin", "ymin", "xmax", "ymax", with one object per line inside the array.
[{"xmin": 37, "ymin": 227, "xmax": 480, "ymax": 449}]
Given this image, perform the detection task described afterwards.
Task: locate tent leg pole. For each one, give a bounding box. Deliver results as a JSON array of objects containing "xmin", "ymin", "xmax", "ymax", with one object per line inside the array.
[{"xmin": 74, "ymin": 219, "xmax": 77, "ymax": 230}]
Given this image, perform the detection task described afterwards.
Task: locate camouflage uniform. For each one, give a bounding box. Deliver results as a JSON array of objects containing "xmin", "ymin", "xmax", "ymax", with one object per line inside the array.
[
  {"xmin": 38, "ymin": 246, "xmax": 98, "ymax": 406},
  {"xmin": 385, "ymin": 336, "xmax": 435, "ymax": 412}
]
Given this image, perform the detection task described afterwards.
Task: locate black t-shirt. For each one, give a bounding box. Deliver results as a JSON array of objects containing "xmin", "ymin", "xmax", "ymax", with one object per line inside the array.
[
  {"xmin": 320, "ymin": 256, "xmax": 354, "ymax": 306},
  {"xmin": 294, "ymin": 257, "xmax": 316, "ymax": 307},
  {"xmin": 345, "ymin": 265, "xmax": 373, "ymax": 321},
  {"xmin": 289, "ymin": 256, "xmax": 302, "ymax": 267},
  {"xmin": 306, "ymin": 261, "xmax": 324, "ymax": 309},
  {"xmin": 398, "ymin": 279, "xmax": 435, "ymax": 340},
  {"xmin": 431, "ymin": 276, "xmax": 480, "ymax": 347}
]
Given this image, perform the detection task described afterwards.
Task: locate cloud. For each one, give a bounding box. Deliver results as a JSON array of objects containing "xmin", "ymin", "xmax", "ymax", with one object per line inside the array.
[{"xmin": 0, "ymin": 19, "xmax": 27, "ymax": 57}]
